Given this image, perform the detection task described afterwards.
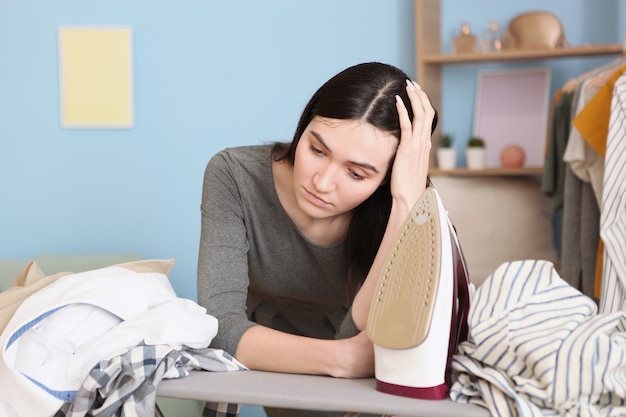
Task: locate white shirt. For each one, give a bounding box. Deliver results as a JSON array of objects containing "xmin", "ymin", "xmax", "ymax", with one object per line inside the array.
[{"xmin": 0, "ymin": 265, "xmax": 218, "ymax": 417}]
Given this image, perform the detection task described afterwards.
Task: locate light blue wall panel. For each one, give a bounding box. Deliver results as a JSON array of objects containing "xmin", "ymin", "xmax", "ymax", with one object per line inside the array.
[{"xmin": 0, "ymin": 0, "xmax": 414, "ymax": 301}]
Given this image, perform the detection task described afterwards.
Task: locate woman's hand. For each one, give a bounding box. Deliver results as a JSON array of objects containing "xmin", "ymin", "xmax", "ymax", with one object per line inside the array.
[
  {"xmin": 391, "ymin": 80, "xmax": 436, "ymax": 212},
  {"xmin": 331, "ymin": 331, "xmax": 375, "ymax": 378}
]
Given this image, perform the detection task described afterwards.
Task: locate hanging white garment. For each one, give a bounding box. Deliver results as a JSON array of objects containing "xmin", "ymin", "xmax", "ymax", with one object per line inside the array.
[
  {"xmin": 0, "ymin": 265, "xmax": 218, "ymax": 417},
  {"xmin": 563, "ymin": 78, "xmax": 605, "ymax": 207},
  {"xmin": 599, "ymin": 73, "xmax": 626, "ymax": 313}
]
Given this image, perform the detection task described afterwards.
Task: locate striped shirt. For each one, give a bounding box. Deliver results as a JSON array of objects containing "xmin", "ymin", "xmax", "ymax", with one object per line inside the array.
[
  {"xmin": 599, "ymin": 73, "xmax": 626, "ymax": 313},
  {"xmin": 450, "ymin": 259, "xmax": 626, "ymax": 416}
]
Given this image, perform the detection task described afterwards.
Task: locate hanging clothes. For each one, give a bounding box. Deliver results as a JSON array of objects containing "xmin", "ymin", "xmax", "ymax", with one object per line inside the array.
[
  {"xmin": 567, "ymin": 62, "xmax": 626, "ymax": 303},
  {"xmin": 564, "ymin": 77, "xmax": 606, "ymax": 206},
  {"xmin": 570, "ymin": 64, "xmax": 626, "ymax": 206},
  {"xmin": 561, "ymin": 164, "xmax": 601, "ymax": 299},
  {"xmin": 573, "ymin": 64, "xmax": 626, "ymax": 158},
  {"xmin": 542, "ymin": 90, "xmax": 574, "ymax": 259},
  {"xmin": 541, "ymin": 58, "xmax": 622, "ymax": 266},
  {"xmin": 560, "ymin": 77, "xmax": 602, "ymax": 300},
  {"xmin": 543, "ymin": 55, "xmax": 626, "ymax": 301}
]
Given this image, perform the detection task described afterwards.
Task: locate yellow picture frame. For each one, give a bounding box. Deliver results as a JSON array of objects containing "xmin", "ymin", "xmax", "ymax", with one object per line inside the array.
[{"xmin": 58, "ymin": 26, "xmax": 134, "ymax": 128}]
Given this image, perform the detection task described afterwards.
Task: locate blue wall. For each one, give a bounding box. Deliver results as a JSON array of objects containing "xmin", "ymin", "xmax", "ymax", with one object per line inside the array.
[{"xmin": 0, "ymin": 0, "xmax": 415, "ymax": 300}]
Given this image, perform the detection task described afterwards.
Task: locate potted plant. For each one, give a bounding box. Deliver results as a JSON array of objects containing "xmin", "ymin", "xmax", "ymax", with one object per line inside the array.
[
  {"xmin": 466, "ymin": 136, "xmax": 486, "ymax": 170},
  {"xmin": 436, "ymin": 133, "xmax": 457, "ymax": 170}
]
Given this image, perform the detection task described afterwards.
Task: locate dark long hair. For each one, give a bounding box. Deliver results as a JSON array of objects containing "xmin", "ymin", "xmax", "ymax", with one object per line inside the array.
[{"xmin": 273, "ymin": 62, "xmax": 438, "ymax": 297}]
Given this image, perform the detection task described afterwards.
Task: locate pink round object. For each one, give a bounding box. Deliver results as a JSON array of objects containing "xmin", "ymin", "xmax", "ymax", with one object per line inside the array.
[{"xmin": 500, "ymin": 145, "xmax": 526, "ymax": 168}]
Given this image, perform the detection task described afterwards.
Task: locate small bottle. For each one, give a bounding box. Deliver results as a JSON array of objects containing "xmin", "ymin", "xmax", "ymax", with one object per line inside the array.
[
  {"xmin": 453, "ymin": 22, "xmax": 477, "ymax": 54},
  {"xmin": 484, "ymin": 20, "xmax": 502, "ymax": 52}
]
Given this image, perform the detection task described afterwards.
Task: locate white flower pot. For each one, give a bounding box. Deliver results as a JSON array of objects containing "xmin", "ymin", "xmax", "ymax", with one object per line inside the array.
[
  {"xmin": 437, "ymin": 148, "xmax": 457, "ymax": 170},
  {"xmin": 466, "ymin": 148, "xmax": 486, "ymax": 170}
]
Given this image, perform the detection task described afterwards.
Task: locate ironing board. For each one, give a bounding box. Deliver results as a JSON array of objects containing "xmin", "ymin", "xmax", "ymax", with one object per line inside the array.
[{"xmin": 157, "ymin": 370, "xmax": 490, "ymax": 417}]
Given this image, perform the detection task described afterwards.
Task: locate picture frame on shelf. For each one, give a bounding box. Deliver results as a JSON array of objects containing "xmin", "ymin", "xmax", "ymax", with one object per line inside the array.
[{"xmin": 472, "ymin": 68, "xmax": 551, "ymax": 168}]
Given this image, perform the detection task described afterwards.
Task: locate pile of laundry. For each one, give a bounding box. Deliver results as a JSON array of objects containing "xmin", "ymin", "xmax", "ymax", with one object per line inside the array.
[
  {"xmin": 450, "ymin": 259, "xmax": 626, "ymax": 417},
  {"xmin": 0, "ymin": 259, "xmax": 246, "ymax": 417}
]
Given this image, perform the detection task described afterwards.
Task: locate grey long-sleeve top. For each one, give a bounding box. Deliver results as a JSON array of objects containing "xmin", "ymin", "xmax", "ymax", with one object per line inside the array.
[{"xmin": 197, "ymin": 145, "xmax": 361, "ymax": 355}]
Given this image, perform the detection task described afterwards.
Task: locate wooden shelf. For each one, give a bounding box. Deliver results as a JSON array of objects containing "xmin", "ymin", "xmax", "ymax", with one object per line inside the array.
[
  {"xmin": 415, "ymin": 0, "xmax": 625, "ymax": 170},
  {"xmin": 422, "ymin": 43, "xmax": 624, "ymax": 64},
  {"xmin": 415, "ymin": 0, "xmax": 625, "ymax": 128},
  {"xmin": 429, "ymin": 166, "xmax": 544, "ymax": 176}
]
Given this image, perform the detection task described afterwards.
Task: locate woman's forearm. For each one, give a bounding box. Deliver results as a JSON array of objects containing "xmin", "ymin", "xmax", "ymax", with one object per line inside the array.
[{"xmin": 235, "ymin": 325, "xmax": 374, "ymax": 378}]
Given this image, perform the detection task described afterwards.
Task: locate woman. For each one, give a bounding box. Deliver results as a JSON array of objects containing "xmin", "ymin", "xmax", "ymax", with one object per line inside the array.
[{"xmin": 197, "ymin": 61, "xmax": 437, "ymax": 395}]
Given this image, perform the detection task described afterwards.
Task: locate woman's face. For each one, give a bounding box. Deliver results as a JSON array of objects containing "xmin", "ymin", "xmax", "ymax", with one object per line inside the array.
[{"xmin": 292, "ymin": 116, "xmax": 397, "ymax": 220}]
